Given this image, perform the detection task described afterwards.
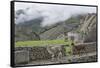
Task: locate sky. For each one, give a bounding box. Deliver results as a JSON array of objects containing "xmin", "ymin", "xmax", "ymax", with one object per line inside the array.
[{"xmin": 15, "ymin": 2, "xmax": 96, "ymax": 27}]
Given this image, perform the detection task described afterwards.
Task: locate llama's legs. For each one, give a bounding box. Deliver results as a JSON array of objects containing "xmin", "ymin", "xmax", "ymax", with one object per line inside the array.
[
  {"xmin": 57, "ymin": 52, "xmax": 62, "ymax": 62},
  {"xmin": 51, "ymin": 54, "xmax": 55, "ymax": 61}
]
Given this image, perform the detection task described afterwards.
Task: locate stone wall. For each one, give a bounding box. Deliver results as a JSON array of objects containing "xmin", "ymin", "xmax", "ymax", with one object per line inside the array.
[
  {"xmin": 72, "ymin": 42, "xmax": 97, "ymax": 55},
  {"xmin": 71, "ymin": 55, "xmax": 97, "ymax": 63},
  {"xmin": 14, "ymin": 45, "xmax": 66, "ymax": 64},
  {"xmin": 15, "ymin": 50, "xmax": 29, "ymax": 64}
]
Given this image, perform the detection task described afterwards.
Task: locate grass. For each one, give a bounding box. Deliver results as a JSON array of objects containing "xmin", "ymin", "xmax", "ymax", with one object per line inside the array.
[{"xmin": 15, "ymin": 39, "xmax": 72, "ymax": 47}]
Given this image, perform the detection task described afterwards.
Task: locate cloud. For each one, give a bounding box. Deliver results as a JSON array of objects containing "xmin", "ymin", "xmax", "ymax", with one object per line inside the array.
[{"xmin": 15, "ymin": 2, "xmax": 96, "ymax": 27}]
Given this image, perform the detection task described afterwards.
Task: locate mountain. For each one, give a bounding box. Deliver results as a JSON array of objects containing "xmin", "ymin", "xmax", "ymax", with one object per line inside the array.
[
  {"xmin": 40, "ymin": 15, "xmax": 83, "ymax": 40},
  {"xmin": 15, "ymin": 13, "xmax": 97, "ymax": 42},
  {"xmin": 15, "ymin": 17, "xmax": 44, "ymax": 41}
]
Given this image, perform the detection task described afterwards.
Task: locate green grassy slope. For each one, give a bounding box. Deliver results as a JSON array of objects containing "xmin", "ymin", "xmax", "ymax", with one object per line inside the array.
[{"xmin": 15, "ymin": 39, "xmax": 72, "ymax": 47}]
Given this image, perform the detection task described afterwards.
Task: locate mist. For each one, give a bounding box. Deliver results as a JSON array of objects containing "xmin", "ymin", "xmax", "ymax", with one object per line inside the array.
[{"xmin": 15, "ymin": 2, "xmax": 96, "ymax": 27}]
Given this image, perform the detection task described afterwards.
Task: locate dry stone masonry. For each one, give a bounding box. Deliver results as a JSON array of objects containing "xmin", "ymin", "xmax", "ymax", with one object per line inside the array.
[{"xmin": 14, "ymin": 45, "xmax": 66, "ymax": 65}]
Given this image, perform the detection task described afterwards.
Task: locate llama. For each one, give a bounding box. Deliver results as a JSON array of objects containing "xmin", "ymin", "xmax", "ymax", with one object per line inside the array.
[{"xmin": 46, "ymin": 45, "xmax": 63, "ymax": 62}]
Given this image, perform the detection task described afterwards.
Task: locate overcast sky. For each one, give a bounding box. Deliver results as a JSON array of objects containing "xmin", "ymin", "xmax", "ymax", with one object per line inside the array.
[{"xmin": 15, "ymin": 2, "xmax": 96, "ymax": 27}]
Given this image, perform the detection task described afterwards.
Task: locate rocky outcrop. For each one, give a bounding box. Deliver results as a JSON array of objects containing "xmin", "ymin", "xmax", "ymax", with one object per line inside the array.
[
  {"xmin": 66, "ymin": 13, "xmax": 97, "ymax": 43},
  {"xmin": 79, "ymin": 13, "xmax": 97, "ymax": 42}
]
